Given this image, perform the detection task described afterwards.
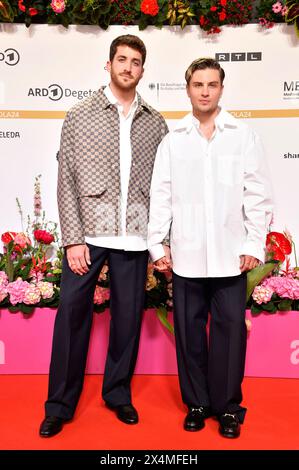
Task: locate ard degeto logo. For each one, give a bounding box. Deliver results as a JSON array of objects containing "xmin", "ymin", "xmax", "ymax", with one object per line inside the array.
[
  {"xmin": 28, "ymin": 84, "xmax": 63, "ymax": 101},
  {"xmin": 28, "ymin": 84, "xmax": 95, "ymax": 101},
  {"xmin": 0, "ymin": 48, "xmax": 20, "ymax": 66},
  {"xmin": 48, "ymin": 84, "xmax": 64, "ymax": 101}
]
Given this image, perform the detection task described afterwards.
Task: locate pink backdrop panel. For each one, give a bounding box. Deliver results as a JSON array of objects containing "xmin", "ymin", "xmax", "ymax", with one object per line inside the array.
[{"xmin": 0, "ymin": 309, "xmax": 298, "ymax": 378}]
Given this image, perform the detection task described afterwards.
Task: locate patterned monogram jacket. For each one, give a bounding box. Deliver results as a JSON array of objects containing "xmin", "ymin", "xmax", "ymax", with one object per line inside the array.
[{"xmin": 57, "ymin": 87, "xmax": 168, "ymax": 247}]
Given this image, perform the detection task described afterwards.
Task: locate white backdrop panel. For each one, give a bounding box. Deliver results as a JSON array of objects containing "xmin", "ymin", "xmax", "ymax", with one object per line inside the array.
[{"xmin": 0, "ymin": 24, "xmax": 298, "ymax": 255}]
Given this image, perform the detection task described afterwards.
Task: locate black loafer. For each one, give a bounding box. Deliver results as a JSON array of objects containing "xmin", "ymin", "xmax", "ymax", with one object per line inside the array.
[
  {"xmin": 184, "ymin": 406, "xmax": 211, "ymax": 432},
  {"xmin": 106, "ymin": 403, "xmax": 139, "ymax": 425},
  {"xmin": 218, "ymin": 413, "xmax": 241, "ymax": 438},
  {"xmin": 39, "ymin": 416, "xmax": 65, "ymax": 438}
]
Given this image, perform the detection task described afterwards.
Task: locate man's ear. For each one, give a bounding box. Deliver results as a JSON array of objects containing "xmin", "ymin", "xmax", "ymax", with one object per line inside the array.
[
  {"xmin": 186, "ymin": 84, "xmax": 190, "ymax": 98},
  {"xmin": 106, "ymin": 61, "xmax": 111, "ymax": 73}
]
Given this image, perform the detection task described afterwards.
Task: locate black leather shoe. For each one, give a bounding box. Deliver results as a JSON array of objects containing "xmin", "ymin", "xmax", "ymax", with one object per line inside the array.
[
  {"xmin": 106, "ymin": 403, "xmax": 139, "ymax": 425},
  {"xmin": 39, "ymin": 416, "xmax": 65, "ymax": 438},
  {"xmin": 218, "ymin": 413, "xmax": 241, "ymax": 438},
  {"xmin": 184, "ymin": 406, "xmax": 211, "ymax": 432}
]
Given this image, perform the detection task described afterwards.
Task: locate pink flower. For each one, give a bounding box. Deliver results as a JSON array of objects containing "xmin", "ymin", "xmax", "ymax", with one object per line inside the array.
[
  {"xmin": 6, "ymin": 278, "xmax": 30, "ymax": 305},
  {"xmin": 50, "ymin": 0, "xmax": 66, "ymax": 14},
  {"xmin": 259, "ymin": 17, "xmax": 267, "ymax": 26},
  {"xmin": 14, "ymin": 232, "xmax": 31, "ymax": 249},
  {"xmin": 29, "ymin": 269, "xmax": 44, "ymax": 282},
  {"xmin": 262, "ymin": 276, "xmax": 299, "ymax": 300},
  {"xmin": 34, "ymin": 195, "xmax": 41, "ymax": 217},
  {"xmin": 0, "ymin": 271, "xmax": 9, "ymax": 287},
  {"xmin": 272, "ymin": 2, "xmax": 282, "ymax": 13},
  {"xmin": 0, "ymin": 285, "xmax": 8, "ymax": 302},
  {"xmin": 37, "ymin": 281, "xmax": 54, "ymax": 299},
  {"xmin": 94, "ymin": 286, "xmax": 110, "ymax": 305},
  {"xmin": 23, "ymin": 284, "xmax": 41, "ymax": 305},
  {"xmin": 252, "ymin": 285, "xmax": 274, "ymax": 304},
  {"xmin": 281, "ymin": 6, "xmax": 288, "ymax": 16}
]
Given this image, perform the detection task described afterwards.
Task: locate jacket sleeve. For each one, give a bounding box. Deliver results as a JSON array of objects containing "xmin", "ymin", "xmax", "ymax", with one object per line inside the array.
[
  {"xmin": 147, "ymin": 134, "xmax": 172, "ymax": 262},
  {"xmin": 241, "ymin": 130, "xmax": 274, "ymax": 262},
  {"xmin": 57, "ymin": 111, "xmax": 85, "ymax": 247}
]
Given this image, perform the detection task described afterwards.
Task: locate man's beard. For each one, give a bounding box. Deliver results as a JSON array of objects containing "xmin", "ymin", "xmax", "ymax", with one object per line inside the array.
[{"xmin": 110, "ymin": 70, "xmax": 140, "ymax": 91}]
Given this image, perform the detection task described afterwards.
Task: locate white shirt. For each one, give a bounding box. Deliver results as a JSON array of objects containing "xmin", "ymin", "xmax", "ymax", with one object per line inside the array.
[
  {"xmin": 147, "ymin": 109, "xmax": 273, "ymax": 278},
  {"xmin": 85, "ymin": 85, "xmax": 147, "ymax": 251}
]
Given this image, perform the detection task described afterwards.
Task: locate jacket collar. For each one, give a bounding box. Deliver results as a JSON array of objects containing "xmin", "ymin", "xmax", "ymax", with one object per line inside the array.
[{"xmin": 95, "ymin": 86, "xmax": 152, "ymax": 115}]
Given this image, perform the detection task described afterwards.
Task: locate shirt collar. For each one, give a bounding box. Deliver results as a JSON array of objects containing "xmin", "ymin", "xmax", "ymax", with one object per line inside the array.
[
  {"xmin": 174, "ymin": 108, "xmax": 239, "ymax": 133},
  {"xmin": 104, "ymin": 84, "xmax": 138, "ymax": 111}
]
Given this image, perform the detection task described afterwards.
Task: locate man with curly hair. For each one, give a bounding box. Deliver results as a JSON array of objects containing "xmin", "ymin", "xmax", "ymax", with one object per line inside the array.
[{"xmin": 39, "ymin": 34, "xmax": 168, "ymax": 437}]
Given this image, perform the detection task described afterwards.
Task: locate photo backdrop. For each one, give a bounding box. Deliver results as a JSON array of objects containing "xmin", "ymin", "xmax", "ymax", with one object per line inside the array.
[{"xmin": 1, "ymin": 23, "xmax": 299, "ymax": 253}]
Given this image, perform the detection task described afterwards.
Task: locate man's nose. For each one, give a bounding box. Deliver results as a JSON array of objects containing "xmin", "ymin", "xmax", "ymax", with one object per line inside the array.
[{"xmin": 124, "ymin": 61, "xmax": 132, "ymax": 72}]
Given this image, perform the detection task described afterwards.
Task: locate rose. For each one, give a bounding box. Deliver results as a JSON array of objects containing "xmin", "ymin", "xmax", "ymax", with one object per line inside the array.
[
  {"xmin": 140, "ymin": 0, "xmax": 159, "ymax": 16},
  {"xmin": 18, "ymin": 0, "xmax": 38, "ymax": 16},
  {"xmin": 33, "ymin": 229, "xmax": 54, "ymax": 245},
  {"xmin": 50, "ymin": 0, "xmax": 66, "ymax": 14}
]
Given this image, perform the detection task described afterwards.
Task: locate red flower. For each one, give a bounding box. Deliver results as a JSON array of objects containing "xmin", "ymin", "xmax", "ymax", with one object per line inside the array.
[
  {"xmin": 220, "ymin": 0, "xmax": 227, "ymax": 6},
  {"xmin": 33, "ymin": 229, "xmax": 54, "ymax": 245},
  {"xmin": 210, "ymin": 6, "xmax": 217, "ymax": 11},
  {"xmin": 18, "ymin": 0, "xmax": 38, "ymax": 16},
  {"xmin": 199, "ymin": 15, "xmax": 206, "ymax": 25},
  {"xmin": 266, "ymin": 232, "xmax": 292, "ymax": 262},
  {"xmin": 1, "ymin": 232, "xmax": 16, "ymax": 244},
  {"xmin": 218, "ymin": 10, "xmax": 226, "ymax": 21},
  {"xmin": 140, "ymin": 0, "xmax": 159, "ymax": 16}
]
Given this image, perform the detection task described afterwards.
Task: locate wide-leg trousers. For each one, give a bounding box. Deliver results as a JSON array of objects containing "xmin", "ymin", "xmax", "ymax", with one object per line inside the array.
[
  {"xmin": 45, "ymin": 244, "xmax": 148, "ymax": 420},
  {"xmin": 172, "ymin": 272, "xmax": 247, "ymax": 422}
]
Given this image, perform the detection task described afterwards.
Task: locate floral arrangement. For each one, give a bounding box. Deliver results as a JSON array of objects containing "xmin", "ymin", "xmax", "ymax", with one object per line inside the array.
[
  {"xmin": 256, "ymin": 0, "xmax": 287, "ymax": 29},
  {"xmin": 0, "ymin": 176, "xmax": 174, "ymax": 331},
  {"xmin": 247, "ymin": 230, "xmax": 299, "ymax": 314},
  {"xmin": 0, "ymin": 176, "xmax": 63, "ymax": 314},
  {"xmin": 196, "ymin": 0, "xmax": 253, "ymax": 34},
  {"xmin": 0, "ymin": 178, "xmax": 297, "ymax": 329},
  {"xmin": 0, "ymin": 0, "xmax": 298, "ymax": 36}
]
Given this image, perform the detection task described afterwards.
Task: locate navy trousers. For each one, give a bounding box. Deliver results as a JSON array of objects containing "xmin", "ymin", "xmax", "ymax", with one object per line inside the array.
[
  {"xmin": 45, "ymin": 244, "xmax": 148, "ymax": 420},
  {"xmin": 172, "ymin": 272, "xmax": 247, "ymax": 422}
]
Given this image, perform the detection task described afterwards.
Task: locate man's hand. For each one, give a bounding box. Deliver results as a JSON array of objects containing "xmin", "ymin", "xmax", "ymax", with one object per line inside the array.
[
  {"xmin": 239, "ymin": 255, "xmax": 260, "ymax": 272},
  {"xmin": 153, "ymin": 245, "xmax": 172, "ymax": 272},
  {"xmin": 66, "ymin": 244, "xmax": 91, "ymax": 275}
]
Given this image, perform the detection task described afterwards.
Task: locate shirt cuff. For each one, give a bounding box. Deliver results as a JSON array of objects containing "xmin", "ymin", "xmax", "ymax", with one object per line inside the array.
[
  {"xmin": 240, "ymin": 241, "xmax": 265, "ymax": 264},
  {"xmin": 148, "ymin": 244, "xmax": 166, "ymax": 263}
]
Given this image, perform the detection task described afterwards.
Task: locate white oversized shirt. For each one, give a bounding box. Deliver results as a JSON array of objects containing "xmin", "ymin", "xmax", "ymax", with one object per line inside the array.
[
  {"xmin": 147, "ymin": 109, "xmax": 273, "ymax": 278},
  {"xmin": 85, "ymin": 85, "xmax": 147, "ymax": 251}
]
